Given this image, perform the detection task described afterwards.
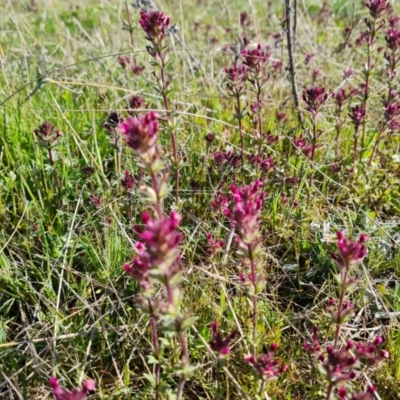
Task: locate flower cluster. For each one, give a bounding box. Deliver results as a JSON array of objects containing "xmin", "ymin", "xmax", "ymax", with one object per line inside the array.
[
  {"xmin": 349, "ymin": 105, "xmax": 366, "ymax": 129},
  {"xmin": 49, "ymin": 377, "xmax": 95, "ymax": 400},
  {"xmin": 212, "ymin": 150, "xmax": 242, "ymax": 168},
  {"xmin": 354, "ymin": 336, "xmax": 390, "ymax": 366},
  {"xmin": 127, "ymin": 95, "xmax": 147, "ymax": 116},
  {"xmin": 338, "ymin": 386, "xmax": 376, "ymax": 400},
  {"xmin": 124, "ymin": 211, "xmax": 182, "ymax": 288},
  {"xmin": 34, "ymin": 121, "xmax": 62, "ymax": 148},
  {"xmin": 330, "ymin": 231, "xmax": 368, "ymax": 270},
  {"xmin": 333, "ymin": 89, "xmax": 350, "ymax": 108},
  {"xmin": 206, "ymin": 232, "xmax": 225, "ymax": 256},
  {"xmin": 241, "ymin": 44, "xmax": 270, "ymax": 76},
  {"xmin": 385, "ymin": 28, "xmax": 400, "ymax": 51},
  {"xmin": 117, "ymin": 55, "xmax": 145, "ymax": 75},
  {"xmin": 293, "ymin": 135, "xmax": 315, "ymax": 157},
  {"xmin": 211, "ymin": 190, "xmax": 229, "ymax": 214},
  {"xmin": 209, "ymin": 321, "xmax": 237, "ymax": 355},
  {"xmin": 247, "ymin": 154, "xmax": 276, "ymax": 173},
  {"xmin": 224, "ymin": 64, "xmax": 248, "ymax": 95},
  {"xmin": 226, "ymin": 180, "xmax": 266, "ymax": 296},
  {"xmin": 140, "ymin": 10, "xmax": 170, "ymax": 44},
  {"xmin": 228, "ymin": 180, "xmax": 265, "ymax": 244},
  {"xmin": 366, "ymin": 0, "xmax": 389, "ymax": 20},
  {"xmin": 303, "ymin": 331, "xmax": 388, "ymax": 391},
  {"xmin": 119, "ymin": 112, "xmax": 161, "ymax": 167},
  {"xmin": 302, "ymin": 86, "xmax": 328, "ymax": 117},
  {"xmin": 245, "ymin": 344, "xmax": 287, "ymax": 380},
  {"xmin": 121, "ymin": 170, "xmax": 137, "ymax": 192}
]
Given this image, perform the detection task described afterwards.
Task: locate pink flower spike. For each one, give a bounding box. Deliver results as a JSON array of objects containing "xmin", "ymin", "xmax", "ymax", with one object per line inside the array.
[
  {"xmin": 209, "ymin": 322, "xmax": 237, "ymax": 356},
  {"xmin": 140, "ymin": 10, "xmax": 170, "ymax": 44},
  {"xmin": 331, "ymin": 231, "xmax": 369, "ymax": 270},
  {"xmin": 49, "ymin": 377, "xmax": 95, "ymax": 400},
  {"xmin": 82, "ymin": 379, "xmax": 96, "ymax": 392}
]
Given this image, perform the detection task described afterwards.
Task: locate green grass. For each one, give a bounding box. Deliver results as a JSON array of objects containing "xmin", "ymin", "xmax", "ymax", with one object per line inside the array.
[{"xmin": 1, "ymin": 0, "xmax": 400, "ymax": 398}]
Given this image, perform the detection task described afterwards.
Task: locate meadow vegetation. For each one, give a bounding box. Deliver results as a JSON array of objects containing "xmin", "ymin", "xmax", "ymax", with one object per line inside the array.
[{"xmin": 1, "ymin": 0, "xmax": 400, "ymax": 398}]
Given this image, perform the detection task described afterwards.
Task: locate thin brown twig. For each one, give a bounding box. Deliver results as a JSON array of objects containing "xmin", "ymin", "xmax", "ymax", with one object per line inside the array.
[{"xmin": 285, "ymin": 0, "xmax": 303, "ymax": 125}]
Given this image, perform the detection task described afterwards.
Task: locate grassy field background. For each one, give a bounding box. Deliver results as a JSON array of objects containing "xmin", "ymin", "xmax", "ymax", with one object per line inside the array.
[{"xmin": 1, "ymin": 0, "xmax": 400, "ymax": 398}]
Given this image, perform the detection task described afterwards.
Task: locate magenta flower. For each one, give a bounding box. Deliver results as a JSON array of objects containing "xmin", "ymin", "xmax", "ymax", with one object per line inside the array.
[
  {"xmin": 350, "ymin": 386, "xmax": 376, "ymax": 400},
  {"xmin": 224, "ymin": 63, "xmax": 248, "ymax": 93},
  {"xmin": 241, "ymin": 44, "xmax": 270, "ymax": 74},
  {"xmin": 330, "ymin": 231, "xmax": 368, "ymax": 270},
  {"xmin": 49, "ymin": 377, "xmax": 95, "ymax": 400},
  {"xmin": 205, "ymin": 132, "xmax": 216, "ymax": 143},
  {"xmin": 354, "ymin": 336, "xmax": 389, "ymax": 366},
  {"xmin": 302, "ymin": 326, "xmax": 321, "ymax": 354},
  {"xmin": 211, "ymin": 190, "xmax": 229, "ymax": 213},
  {"xmin": 134, "ymin": 211, "xmax": 182, "ymax": 275},
  {"xmin": 333, "ymin": 89, "xmax": 349, "ymax": 107},
  {"xmin": 275, "ymin": 111, "xmax": 286, "ymax": 122},
  {"xmin": 366, "ymin": 0, "xmax": 389, "ymax": 19},
  {"xmin": 128, "ymin": 95, "xmax": 145, "ymax": 111},
  {"xmin": 118, "ymin": 55, "xmax": 132, "ymax": 69},
  {"xmin": 321, "ymin": 343, "xmax": 357, "ymax": 384},
  {"xmin": 124, "ymin": 241, "xmax": 152, "ymax": 290},
  {"xmin": 121, "ymin": 170, "xmax": 137, "ymax": 192},
  {"xmin": 389, "ymin": 16, "xmax": 400, "ymax": 28},
  {"xmin": 385, "ymin": 28, "xmax": 400, "ymax": 51},
  {"xmin": 119, "ymin": 112, "xmax": 160, "ymax": 158},
  {"xmin": 260, "ymin": 156, "xmax": 275, "ymax": 173},
  {"xmin": 302, "ymin": 86, "xmax": 328, "ymax": 116},
  {"xmin": 349, "ymin": 105, "xmax": 366, "ymax": 129},
  {"xmin": 338, "ymin": 385, "xmax": 377, "ymax": 400},
  {"xmin": 209, "ymin": 321, "xmax": 237, "ymax": 355},
  {"xmin": 385, "ymin": 102, "xmax": 400, "ymax": 121},
  {"xmin": 245, "ymin": 344, "xmax": 287, "ymax": 380},
  {"xmin": 140, "ymin": 10, "xmax": 170, "ymax": 44},
  {"xmin": 34, "ymin": 121, "xmax": 62, "ymax": 146},
  {"xmin": 229, "ymin": 180, "xmax": 265, "ymax": 243},
  {"xmin": 206, "ymin": 232, "xmax": 225, "ymax": 256}
]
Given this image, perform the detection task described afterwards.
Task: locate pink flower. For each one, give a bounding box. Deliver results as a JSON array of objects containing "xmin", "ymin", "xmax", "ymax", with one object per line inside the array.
[
  {"xmin": 245, "ymin": 344, "xmax": 287, "ymax": 380},
  {"xmin": 366, "ymin": 0, "xmax": 389, "ymax": 19},
  {"xmin": 302, "ymin": 86, "xmax": 328, "ymax": 116},
  {"xmin": 224, "ymin": 64, "xmax": 248, "ymax": 93},
  {"xmin": 119, "ymin": 112, "xmax": 160, "ymax": 157},
  {"xmin": 126, "ymin": 212, "xmax": 183, "ymax": 278},
  {"xmin": 49, "ymin": 377, "xmax": 95, "ymax": 400},
  {"xmin": 241, "ymin": 44, "xmax": 270, "ymax": 74},
  {"xmin": 349, "ymin": 105, "xmax": 366, "ymax": 129},
  {"xmin": 229, "ymin": 180, "xmax": 265, "ymax": 243},
  {"xmin": 140, "ymin": 10, "xmax": 170, "ymax": 44},
  {"xmin": 209, "ymin": 321, "xmax": 237, "ymax": 355},
  {"xmin": 333, "ymin": 89, "xmax": 349, "ymax": 107},
  {"xmin": 330, "ymin": 231, "xmax": 368, "ymax": 270},
  {"xmin": 385, "ymin": 28, "xmax": 400, "ymax": 51},
  {"xmin": 121, "ymin": 170, "xmax": 137, "ymax": 192},
  {"xmin": 118, "ymin": 55, "xmax": 132, "ymax": 69}
]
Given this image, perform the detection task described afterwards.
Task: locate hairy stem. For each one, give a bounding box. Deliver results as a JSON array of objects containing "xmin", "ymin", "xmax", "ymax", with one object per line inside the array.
[
  {"xmin": 157, "ymin": 49, "xmax": 180, "ymax": 205},
  {"xmin": 47, "ymin": 147, "xmax": 61, "ymax": 193},
  {"xmin": 149, "ymin": 304, "xmax": 160, "ymax": 397},
  {"xmin": 326, "ymin": 383, "xmax": 334, "ymax": 400},
  {"xmin": 334, "ymin": 269, "xmax": 348, "ymax": 347},
  {"xmin": 256, "ymin": 80, "xmax": 264, "ymax": 158},
  {"xmin": 177, "ymin": 331, "xmax": 189, "ymax": 400},
  {"xmin": 307, "ymin": 116, "xmax": 317, "ymax": 204},
  {"xmin": 150, "ymin": 170, "xmax": 163, "ymax": 219},
  {"xmin": 248, "ymin": 244, "xmax": 258, "ymax": 355},
  {"xmin": 235, "ymin": 91, "xmax": 244, "ymax": 161}
]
